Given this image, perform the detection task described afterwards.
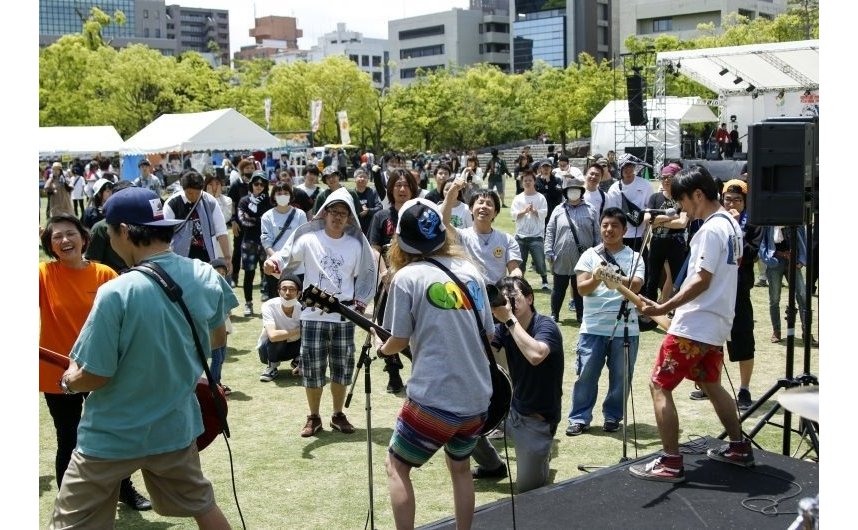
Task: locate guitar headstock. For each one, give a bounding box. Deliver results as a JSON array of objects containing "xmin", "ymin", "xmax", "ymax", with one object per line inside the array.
[
  {"xmin": 301, "ymin": 285, "xmax": 340, "ymax": 314},
  {"xmin": 594, "ymin": 262, "xmax": 626, "ymax": 289}
]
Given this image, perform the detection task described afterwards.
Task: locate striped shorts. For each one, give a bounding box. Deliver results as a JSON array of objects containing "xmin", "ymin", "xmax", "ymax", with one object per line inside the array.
[
  {"xmin": 389, "ymin": 398, "xmax": 486, "ymax": 468},
  {"xmin": 299, "ymin": 320, "xmax": 356, "ymax": 388}
]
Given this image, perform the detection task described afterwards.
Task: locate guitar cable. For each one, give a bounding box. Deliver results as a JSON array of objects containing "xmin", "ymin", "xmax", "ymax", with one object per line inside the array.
[{"xmin": 220, "ymin": 432, "xmax": 246, "ymax": 530}]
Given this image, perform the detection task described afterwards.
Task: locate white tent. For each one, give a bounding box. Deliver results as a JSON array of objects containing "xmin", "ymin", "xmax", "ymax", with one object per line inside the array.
[
  {"xmin": 38, "ymin": 126, "xmax": 125, "ymax": 158},
  {"xmin": 590, "ymin": 97, "xmax": 718, "ymax": 161},
  {"xmin": 121, "ymin": 108, "xmax": 283, "ymax": 154}
]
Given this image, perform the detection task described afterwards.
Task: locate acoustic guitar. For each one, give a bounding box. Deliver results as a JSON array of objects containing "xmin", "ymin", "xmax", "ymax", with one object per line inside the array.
[
  {"xmin": 592, "ymin": 263, "xmax": 672, "ymax": 332},
  {"xmin": 301, "ymin": 285, "xmax": 512, "ymax": 435},
  {"xmin": 38, "ymin": 346, "xmax": 225, "ymax": 451}
]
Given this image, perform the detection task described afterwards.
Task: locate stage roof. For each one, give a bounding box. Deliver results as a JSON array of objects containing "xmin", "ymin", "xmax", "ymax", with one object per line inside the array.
[{"xmin": 657, "ymin": 39, "xmax": 819, "ymax": 97}]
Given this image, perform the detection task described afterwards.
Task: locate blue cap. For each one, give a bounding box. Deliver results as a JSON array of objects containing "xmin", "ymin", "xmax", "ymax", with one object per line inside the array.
[{"xmin": 104, "ymin": 187, "xmax": 183, "ymax": 227}]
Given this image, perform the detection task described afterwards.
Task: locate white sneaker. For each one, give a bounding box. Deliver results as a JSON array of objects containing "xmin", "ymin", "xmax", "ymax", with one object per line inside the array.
[
  {"xmin": 260, "ymin": 366, "xmax": 278, "ymax": 382},
  {"xmin": 243, "ymin": 302, "xmax": 253, "ymax": 317}
]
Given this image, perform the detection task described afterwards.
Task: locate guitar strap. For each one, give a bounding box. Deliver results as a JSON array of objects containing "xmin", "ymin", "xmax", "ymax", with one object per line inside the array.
[
  {"xmin": 131, "ymin": 261, "xmax": 230, "ymax": 439},
  {"xmin": 270, "ymin": 208, "xmax": 298, "ymax": 249},
  {"xmin": 594, "ymin": 243, "xmax": 626, "ymax": 277}
]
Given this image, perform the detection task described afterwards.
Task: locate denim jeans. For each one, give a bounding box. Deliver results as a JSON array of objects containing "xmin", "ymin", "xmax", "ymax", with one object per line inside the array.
[
  {"xmin": 568, "ymin": 333, "xmax": 639, "ymax": 425},
  {"xmin": 210, "ymin": 346, "xmax": 226, "ymax": 385},
  {"xmin": 516, "ymin": 235, "xmax": 547, "ymax": 280},
  {"xmin": 766, "ymin": 259, "xmax": 807, "ymax": 335}
]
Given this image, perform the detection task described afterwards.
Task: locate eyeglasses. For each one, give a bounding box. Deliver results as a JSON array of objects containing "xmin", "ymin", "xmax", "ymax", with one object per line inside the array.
[
  {"xmin": 660, "ymin": 176, "xmax": 673, "ymax": 181},
  {"xmin": 723, "ymin": 195, "xmax": 744, "ymax": 203},
  {"xmin": 327, "ymin": 209, "xmax": 350, "ymax": 219},
  {"xmin": 502, "ymin": 289, "xmax": 523, "ymax": 299}
]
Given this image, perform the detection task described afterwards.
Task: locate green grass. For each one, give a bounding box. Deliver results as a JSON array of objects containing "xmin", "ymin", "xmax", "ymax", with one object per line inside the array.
[{"xmin": 38, "ymin": 185, "xmax": 819, "ymax": 529}]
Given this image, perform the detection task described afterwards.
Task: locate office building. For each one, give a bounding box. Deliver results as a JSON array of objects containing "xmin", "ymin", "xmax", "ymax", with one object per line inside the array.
[
  {"xmin": 302, "ymin": 23, "xmax": 390, "ymax": 89},
  {"xmin": 235, "ymin": 15, "xmax": 302, "ymax": 61}
]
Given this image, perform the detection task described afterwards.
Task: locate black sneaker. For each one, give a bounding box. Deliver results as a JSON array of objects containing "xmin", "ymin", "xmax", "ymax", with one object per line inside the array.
[
  {"xmin": 603, "ymin": 420, "xmax": 620, "ymax": 433},
  {"xmin": 689, "ymin": 384, "xmax": 708, "ymax": 400},
  {"xmin": 386, "ymin": 371, "xmax": 404, "ymax": 393},
  {"xmin": 471, "ymin": 462, "xmax": 508, "ymax": 479},
  {"xmin": 119, "ymin": 480, "xmax": 152, "ymax": 511},
  {"xmin": 565, "ymin": 423, "xmax": 589, "ymax": 436},
  {"xmin": 736, "ymin": 389, "xmax": 753, "ymax": 412},
  {"xmin": 260, "ymin": 366, "xmax": 278, "ymax": 382},
  {"xmin": 707, "ymin": 439, "xmax": 755, "ymax": 468}
]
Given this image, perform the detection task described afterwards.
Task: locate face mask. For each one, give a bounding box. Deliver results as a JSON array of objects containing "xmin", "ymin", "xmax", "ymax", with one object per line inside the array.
[
  {"xmin": 275, "ymin": 194, "xmax": 291, "ymax": 206},
  {"xmin": 281, "ymin": 297, "xmax": 299, "ymax": 308},
  {"xmin": 566, "ymin": 188, "xmax": 583, "ymax": 201}
]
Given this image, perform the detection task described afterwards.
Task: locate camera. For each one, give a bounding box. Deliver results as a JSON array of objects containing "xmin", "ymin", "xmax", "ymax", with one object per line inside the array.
[{"xmin": 486, "ymin": 284, "xmax": 508, "ymax": 308}]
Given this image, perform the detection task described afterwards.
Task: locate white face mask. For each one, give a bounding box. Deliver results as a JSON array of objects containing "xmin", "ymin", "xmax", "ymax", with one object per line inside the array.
[
  {"xmin": 566, "ymin": 188, "xmax": 583, "ymax": 201},
  {"xmin": 281, "ymin": 297, "xmax": 299, "ymax": 308},
  {"xmin": 275, "ymin": 194, "xmax": 291, "ymax": 206}
]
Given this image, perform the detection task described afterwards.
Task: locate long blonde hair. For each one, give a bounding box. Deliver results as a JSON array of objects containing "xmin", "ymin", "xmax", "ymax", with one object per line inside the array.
[{"xmin": 387, "ymin": 229, "xmax": 470, "ymax": 274}]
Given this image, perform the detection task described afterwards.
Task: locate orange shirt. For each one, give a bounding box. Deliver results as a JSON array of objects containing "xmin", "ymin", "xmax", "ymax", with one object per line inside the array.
[{"xmin": 39, "ymin": 261, "xmax": 117, "ymax": 393}]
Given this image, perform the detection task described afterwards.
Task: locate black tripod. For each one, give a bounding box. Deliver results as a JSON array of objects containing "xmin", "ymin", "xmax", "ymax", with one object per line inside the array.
[{"xmin": 719, "ymin": 209, "xmax": 819, "ymax": 458}]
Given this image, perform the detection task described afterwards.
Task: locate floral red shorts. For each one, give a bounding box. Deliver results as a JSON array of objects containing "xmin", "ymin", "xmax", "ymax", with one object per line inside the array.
[{"xmin": 651, "ymin": 334, "xmax": 723, "ymax": 391}]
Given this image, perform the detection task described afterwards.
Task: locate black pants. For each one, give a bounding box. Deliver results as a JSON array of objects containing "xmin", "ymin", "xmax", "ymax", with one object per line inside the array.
[
  {"xmin": 727, "ymin": 281, "xmax": 755, "ymax": 362},
  {"xmin": 73, "ymin": 199, "xmax": 85, "ymax": 218},
  {"xmin": 644, "ymin": 237, "xmax": 687, "ymax": 301},
  {"xmin": 551, "ymin": 273, "xmax": 581, "ymax": 320},
  {"xmin": 231, "ymin": 230, "xmax": 243, "ymax": 284}
]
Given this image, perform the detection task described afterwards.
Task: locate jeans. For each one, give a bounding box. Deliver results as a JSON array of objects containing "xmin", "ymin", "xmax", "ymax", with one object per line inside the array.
[
  {"xmin": 210, "ymin": 346, "xmax": 226, "ymax": 385},
  {"xmin": 516, "ymin": 236, "xmax": 547, "ymax": 280},
  {"xmin": 766, "ymin": 259, "xmax": 808, "ymax": 335},
  {"xmin": 551, "ymin": 273, "xmax": 581, "ymax": 320},
  {"xmin": 471, "ymin": 408, "xmax": 553, "ymax": 493},
  {"xmin": 568, "ymin": 333, "xmax": 639, "ymax": 426}
]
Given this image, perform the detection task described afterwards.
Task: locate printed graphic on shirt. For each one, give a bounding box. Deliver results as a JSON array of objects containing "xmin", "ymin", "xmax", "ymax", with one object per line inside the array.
[
  {"xmin": 318, "ymin": 252, "xmax": 347, "ymax": 293},
  {"xmin": 425, "ymin": 280, "xmax": 485, "ymax": 312}
]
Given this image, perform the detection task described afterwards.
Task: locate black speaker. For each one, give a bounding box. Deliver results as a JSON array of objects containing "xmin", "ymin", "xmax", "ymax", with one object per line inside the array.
[
  {"xmin": 626, "ymin": 74, "xmax": 647, "ymax": 126},
  {"xmin": 747, "ymin": 119, "xmax": 816, "ymax": 226}
]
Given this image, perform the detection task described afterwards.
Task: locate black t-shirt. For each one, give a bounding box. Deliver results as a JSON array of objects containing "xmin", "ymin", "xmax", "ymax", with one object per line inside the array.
[
  {"xmin": 491, "ymin": 312, "xmax": 564, "ymax": 433},
  {"xmin": 354, "ymin": 187, "xmax": 382, "ymax": 236},
  {"xmin": 646, "ymin": 192, "xmax": 685, "ymax": 237},
  {"xmin": 368, "ymin": 207, "xmax": 398, "ymax": 249}
]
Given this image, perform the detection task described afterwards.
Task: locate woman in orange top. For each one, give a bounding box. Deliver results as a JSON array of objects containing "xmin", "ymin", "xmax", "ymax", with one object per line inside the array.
[{"xmin": 39, "ymin": 214, "xmax": 150, "ymax": 509}]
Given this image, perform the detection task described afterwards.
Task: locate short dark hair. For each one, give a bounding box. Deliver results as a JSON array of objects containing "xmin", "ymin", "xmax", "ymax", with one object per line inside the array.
[
  {"xmin": 671, "ymin": 165, "xmax": 719, "ymax": 202},
  {"xmin": 497, "ymin": 276, "xmax": 535, "ymax": 313},
  {"xmin": 41, "ymin": 214, "xmax": 91, "ymax": 259},
  {"xmin": 468, "ymin": 189, "xmax": 501, "ymax": 215},
  {"xmin": 434, "ymin": 163, "xmax": 452, "ymax": 176},
  {"xmin": 600, "ymin": 207, "xmax": 628, "ymax": 229},
  {"xmin": 304, "ymin": 165, "xmax": 320, "ymax": 176},
  {"xmin": 107, "ymin": 222, "xmax": 174, "ymax": 246},
  {"xmin": 270, "ymin": 181, "xmax": 294, "ymax": 205},
  {"xmin": 180, "ymin": 170, "xmax": 204, "ymax": 190}
]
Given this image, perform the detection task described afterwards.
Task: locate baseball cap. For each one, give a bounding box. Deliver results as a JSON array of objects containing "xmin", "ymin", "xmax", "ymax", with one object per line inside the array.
[
  {"xmin": 538, "ymin": 159, "xmax": 553, "ymax": 167},
  {"xmin": 250, "ymin": 170, "xmax": 268, "ymax": 184},
  {"xmin": 722, "ymin": 179, "xmax": 748, "ymax": 196},
  {"xmin": 138, "ymin": 158, "xmax": 151, "ymax": 167},
  {"xmin": 396, "ymin": 198, "xmax": 446, "ymax": 255},
  {"xmin": 52, "ymin": 162, "xmax": 63, "ymax": 169},
  {"xmin": 103, "ymin": 187, "xmax": 183, "ymax": 227},
  {"xmin": 209, "ymin": 257, "xmax": 228, "ymax": 271},
  {"xmin": 562, "ymin": 175, "xmax": 586, "ymax": 189}
]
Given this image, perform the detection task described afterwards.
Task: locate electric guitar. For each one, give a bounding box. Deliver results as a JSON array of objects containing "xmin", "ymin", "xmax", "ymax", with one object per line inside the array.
[
  {"xmin": 592, "ymin": 263, "xmax": 672, "ymax": 332},
  {"xmin": 301, "ymin": 285, "xmax": 512, "ymax": 435},
  {"xmin": 39, "ymin": 346, "xmax": 226, "ymax": 451}
]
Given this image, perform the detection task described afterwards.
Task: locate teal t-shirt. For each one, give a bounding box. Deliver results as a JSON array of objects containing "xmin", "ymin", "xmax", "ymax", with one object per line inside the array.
[{"xmin": 71, "ymin": 253, "xmax": 239, "ymax": 459}]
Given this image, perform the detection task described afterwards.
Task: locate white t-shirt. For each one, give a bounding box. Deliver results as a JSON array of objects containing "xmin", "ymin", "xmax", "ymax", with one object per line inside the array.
[
  {"xmin": 448, "ymin": 202, "xmax": 473, "ymax": 228},
  {"xmin": 290, "ymin": 229, "xmax": 363, "ymax": 323},
  {"xmin": 70, "ymin": 175, "xmax": 86, "ymax": 200},
  {"xmin": 455, "ymin": 227, "xmax": 521, "ymax": 285},
  {"xmin": 605, "ymin": 176, "xmax": 651, "ymax": 239},
  {"xmin": 584, "ymin": 188, "xmax": 606, "ymax": 218},
  {"xmin": 669, "ymin": 212, "xmax": 743, "ymax": 346},
  {"xmin": 510, "ymin": 191, "xmax": 548, "ymax": 238},
  {"xmin": 256, "ymin": 298, "xmax": 302, "ymax": 348}
]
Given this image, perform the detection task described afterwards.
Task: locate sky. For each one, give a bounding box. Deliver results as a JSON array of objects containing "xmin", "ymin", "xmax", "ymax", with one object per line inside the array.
[{"xmin": 181, "ymin": 0, "xmax": 468, "ymax": 55}]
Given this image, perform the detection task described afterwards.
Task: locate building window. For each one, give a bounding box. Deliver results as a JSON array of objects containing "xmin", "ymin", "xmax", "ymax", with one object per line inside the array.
[
  {"xmin": 400, "ymin": 65, "xmax": 442, "ymax": 79},
  {"xmin": 400, "ymin": 44, "xmax": 444, "ymax": 60},
  {"xmin": 144, "ymin": 28, "xmax": 149, "ymax": 38},
  {"xmin": 484, "ymin": 22, "xmax": 509, "ymax": 33},
  {"xmin": 399, "ymin": 25, "xmax": 445, "ymax": 40},
  {"xmin": 349, "ymin": 54, "xmax": 359, "ymax": 64},
  {"xmin": 144, "ymin": 9, "xmax": 149, "ymax": 19},
  {"xmin": 598, "ymin": 3, "xmax": 609, "ymax": 21},
  {"xmin": 598, "ymin": 26, "xmax": 608, "ymax": 46},
  {"xmin": 362, "ymin": 55, "xmax": 370, "ymax": 66},
  {"xmin": 156, "ymin": 28, "xmax": 161, "ymax": 38},
  {"xmin": 479, "ymin": 44, "xmax": 484, "ymax": 54},
  {"xmin": 372, "ymin": 72, "xmax": 382, "ymax": 83},
  {"xmin": 479, "ymin": 23, "xmax": 484, "ymax": 34},
  {"xmin": 372, "ymin": 55, "xmax": 381, "ymax": 67},
  {"xmin": 653, "ymin": 18, "xmax": 672, "ymax": 32}
]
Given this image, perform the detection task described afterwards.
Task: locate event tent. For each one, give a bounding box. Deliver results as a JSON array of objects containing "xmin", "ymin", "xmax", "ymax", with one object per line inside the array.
[
  {"xmin": 38, "ymin": 126, "xmax": 125, "ymax": 158},
  {"xmin": 590, "ymin": 96, "xmax": 718, "ymax": 161},
  {"xmin": 121, "ymin": 108, "xmax": 284, "ymax": 154}
]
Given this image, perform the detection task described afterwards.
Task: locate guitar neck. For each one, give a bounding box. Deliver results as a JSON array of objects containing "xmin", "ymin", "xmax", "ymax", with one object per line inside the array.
[
  {"xmin": 612, "ymin": 283, "xmax": 672, "ymax": 331},
  {"xmin": 327, "ymin": 302, "xmax": 413, "ymax": 361}
]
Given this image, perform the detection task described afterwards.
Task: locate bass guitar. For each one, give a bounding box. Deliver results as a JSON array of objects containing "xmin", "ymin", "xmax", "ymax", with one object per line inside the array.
[
  {"xmin": 592, "ymin": 263, "xmax": 672, "ymax": 332},
  {"xmin": 38, "ymin": 346, "xmax": 225, "ymax": 451},
  {"xmin": 301, "ymin": 285, "xmax": 512, "ymax": 435}
]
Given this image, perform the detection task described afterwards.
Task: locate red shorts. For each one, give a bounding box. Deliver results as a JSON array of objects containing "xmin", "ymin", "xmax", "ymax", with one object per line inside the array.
[{"xmin": 650, "ymin": 334, "xmax": 723, "ymax": 391}]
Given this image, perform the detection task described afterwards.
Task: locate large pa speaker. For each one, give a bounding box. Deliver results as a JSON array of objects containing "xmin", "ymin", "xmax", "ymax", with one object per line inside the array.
[
  {"xmin": 626, "ymin": 74, "xmax": 647, "ymax": 126},
  {"xmin": 747, "ymin": 119, "xmax": 816, "ymax": 226}
]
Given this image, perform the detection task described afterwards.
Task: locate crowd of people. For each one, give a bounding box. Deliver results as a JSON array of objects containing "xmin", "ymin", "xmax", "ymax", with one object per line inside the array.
[{"xmin": 39, "ymin": 146, "xmax": 818, "ymax": 528}]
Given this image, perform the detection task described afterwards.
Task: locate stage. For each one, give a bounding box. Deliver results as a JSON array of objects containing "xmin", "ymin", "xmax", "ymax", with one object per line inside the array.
[{"xmin": 421, "ymin": 437, "xmax": 817, "ymax": 529}]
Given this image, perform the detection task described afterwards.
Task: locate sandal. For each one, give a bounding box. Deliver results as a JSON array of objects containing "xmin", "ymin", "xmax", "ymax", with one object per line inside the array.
[{"xmin": 770, "ymin": 334, "xmax": 781, "ymax": 343}]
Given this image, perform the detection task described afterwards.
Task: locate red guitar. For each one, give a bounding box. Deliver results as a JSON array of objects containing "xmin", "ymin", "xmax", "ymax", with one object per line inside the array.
[
  {"xmin": 39, "ymin": 347, "xmax": 225, "ymax": 451},
  {"xmin": 301, "ymin": 285, "xmax": 512, "ymax": 435}
]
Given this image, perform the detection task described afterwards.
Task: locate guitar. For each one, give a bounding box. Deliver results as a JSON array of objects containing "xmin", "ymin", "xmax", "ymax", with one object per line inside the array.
[
  {"xmin": 38, "ymin": 346, "xmax": 226, "ymax": 452},
  {"xmin": 301, "ymin": 285, "xmax": 512, "ymax": 435},
  {"xmin": 592, "ymin": 263, "xmax": 672, "ymax": 332}
]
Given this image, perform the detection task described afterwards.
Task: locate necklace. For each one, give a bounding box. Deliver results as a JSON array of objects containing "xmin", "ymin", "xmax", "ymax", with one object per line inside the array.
[{"xmin": 477, "ymin": 229, "xmax": 494, "ymax": 247}]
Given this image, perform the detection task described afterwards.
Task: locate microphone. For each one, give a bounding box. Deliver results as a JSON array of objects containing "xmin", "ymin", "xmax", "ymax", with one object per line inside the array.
[{"xmin": 644, "ymin": 208, "xmax": 677, "ymax": 217}]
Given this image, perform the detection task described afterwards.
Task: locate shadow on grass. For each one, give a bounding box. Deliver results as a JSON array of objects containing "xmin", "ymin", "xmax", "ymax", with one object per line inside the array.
[
  {"xmin": 301, "ymin": 426, "xmax": 395, "ymax": 459},
  {"xmin": 40, "ymin": 475, "xmax": 54, "ymax": 497},
  {"xmin": 224, "ymin": 346, "xmax": 250, "ymax": 363},
  {"xmin": 224, "ymin": 390, "xmax": 252, "ymax": 402},
  {"xmin": 115, "ymin": 507, "xmax": 176, "ymax": 529}
]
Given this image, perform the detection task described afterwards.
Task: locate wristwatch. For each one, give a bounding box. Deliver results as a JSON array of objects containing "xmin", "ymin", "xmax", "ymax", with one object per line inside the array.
[
  {"xmin": 60, "ymin": 374, "xmax": 77, "ymax": 395},
  {"xmin": 505, "ymin": 318, "xmax": 517, "ymax": 330}
]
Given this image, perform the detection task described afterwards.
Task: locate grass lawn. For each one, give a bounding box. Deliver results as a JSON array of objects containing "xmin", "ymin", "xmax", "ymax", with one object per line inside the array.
[{"xmin": 37, "ymin": 182, "xmax": 819, "ymax": 528}]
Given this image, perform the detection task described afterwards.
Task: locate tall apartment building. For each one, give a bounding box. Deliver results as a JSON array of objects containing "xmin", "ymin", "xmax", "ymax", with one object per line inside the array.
[
  {"xmin": 615, "ymin": 0, "xmax": 789, "ymax": 53},
  {"xmin": 234, "ymin": 15, "xmax": 302, "ymax": 61},
  {"xmin": 304, "ymin": 23, "xmax": 390, "ymax": 89},
  {"xmin": 511, "ymin": 0, "xmax": 613, "ymax": 74},
  {"xmin": 39, "ymin": 0, "xmax": 231, "ymax": 67},
  {"xmin": 388, "ymin": 5, "xmax": 511, "ymax": 85}
]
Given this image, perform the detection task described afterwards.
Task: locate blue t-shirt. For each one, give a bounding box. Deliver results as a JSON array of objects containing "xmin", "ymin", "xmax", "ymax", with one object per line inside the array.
[
  {"xmin": 71, "ymin": 253, "xmax": 239, "ymax": 459},
  {"xmin": 575, "ymin": 246, "xmax": 645, "ymax": 337}
]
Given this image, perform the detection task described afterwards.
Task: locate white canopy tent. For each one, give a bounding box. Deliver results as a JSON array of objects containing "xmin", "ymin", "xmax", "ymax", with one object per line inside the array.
[
  {"xmin": 121, "ymin": 108, "xmax": 284, "ymax": 155},
  {"xmin": 38, "ymin": 126, "xmax": 125, "ymax": 158},
  {"xmin": 590, "ymin": 97, "xmax": 718, "ymax": 161}
]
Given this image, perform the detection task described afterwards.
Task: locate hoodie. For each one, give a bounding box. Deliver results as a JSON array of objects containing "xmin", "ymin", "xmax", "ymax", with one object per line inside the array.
[{"xmin": 272, "ymin": 187, "xmax": 377, "ymax": 320}]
